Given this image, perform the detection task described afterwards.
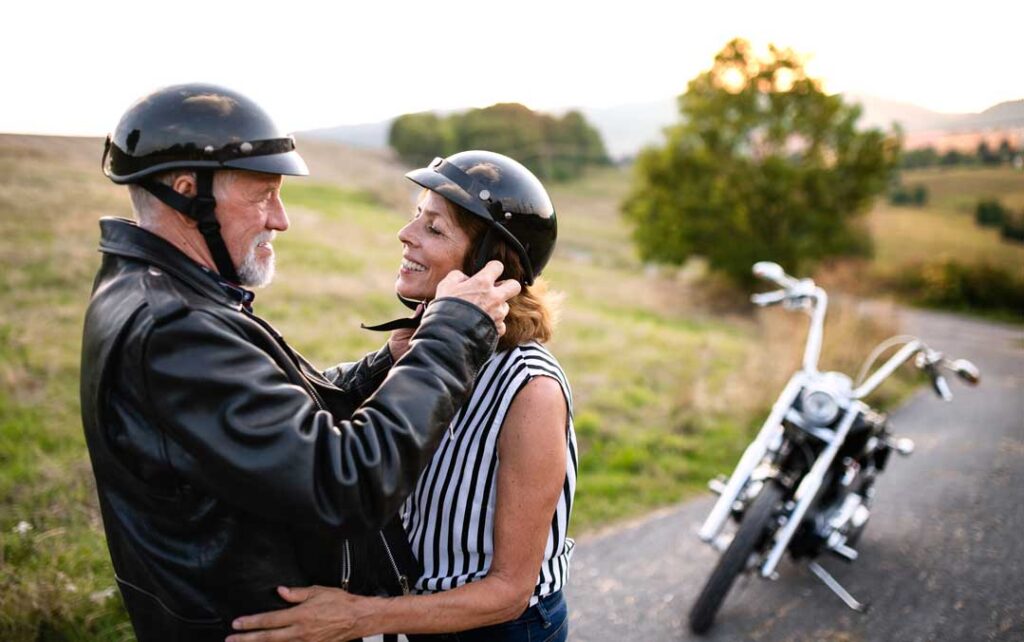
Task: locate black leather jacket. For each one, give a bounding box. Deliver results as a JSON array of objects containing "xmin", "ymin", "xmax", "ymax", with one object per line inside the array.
[{"xmin": 80, "ymin": 218, "xmax": 497, "ymax": 641}]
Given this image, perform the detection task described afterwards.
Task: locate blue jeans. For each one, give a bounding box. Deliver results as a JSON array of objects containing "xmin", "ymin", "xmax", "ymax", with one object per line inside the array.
[{"xmin": 406, "ymin": 590, "xmax": 568, "ymax": 642}]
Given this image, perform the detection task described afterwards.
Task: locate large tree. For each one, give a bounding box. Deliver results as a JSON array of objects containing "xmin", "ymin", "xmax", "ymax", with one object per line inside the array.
[{"xmin": 623, "ymin": 39, "xmax": 898, "ymax": 285}]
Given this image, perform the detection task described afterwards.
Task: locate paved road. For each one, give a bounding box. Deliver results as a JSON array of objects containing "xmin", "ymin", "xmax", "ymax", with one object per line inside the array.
[{"xmin": 564, "ymin": 309, "xmax": 1024, "ymax": 642}]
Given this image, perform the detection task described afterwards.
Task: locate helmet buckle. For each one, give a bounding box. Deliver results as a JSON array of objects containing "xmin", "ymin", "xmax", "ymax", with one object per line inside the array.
[
  {"xmin": 196, "ymin": 215, "xmax": 221, "ymax": 235},
  {"xmin": 191, "ymin": 195, "xmax": 218, "ymax": 220}
]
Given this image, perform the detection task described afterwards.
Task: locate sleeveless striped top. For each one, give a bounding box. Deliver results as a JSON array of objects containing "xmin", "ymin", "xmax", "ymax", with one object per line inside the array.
[{"xmin": 401, "ymin": 341, "xmax": 577, "ymax": 606}]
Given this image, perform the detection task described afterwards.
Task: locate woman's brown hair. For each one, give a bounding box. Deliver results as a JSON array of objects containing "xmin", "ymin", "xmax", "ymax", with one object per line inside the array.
[{"xmin": 440, "ymin": 195, "xmax": 561, "ymax": 352}]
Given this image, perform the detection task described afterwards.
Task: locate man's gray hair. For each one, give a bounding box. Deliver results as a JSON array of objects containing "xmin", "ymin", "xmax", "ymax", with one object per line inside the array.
[
  {"xmin": 127, "ymin": 170, "xmax": 237, "ymax": 224},
  {"xmin": 127, "ymin": 170, "xmax": 195, "ymax": 224}
]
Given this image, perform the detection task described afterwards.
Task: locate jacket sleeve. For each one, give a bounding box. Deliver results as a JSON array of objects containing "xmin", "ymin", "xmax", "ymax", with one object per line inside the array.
[
  {"xmin": 141, "ymin": 297, "xmax": 496, "ymax": 533},
  {"xmin": 322, "ymin": 344, "xmax": 394, "ymax": 403}
]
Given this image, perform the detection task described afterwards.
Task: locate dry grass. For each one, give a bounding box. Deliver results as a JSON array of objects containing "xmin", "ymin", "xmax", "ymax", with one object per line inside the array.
[
  {"xmin": 868, "ymin": 203, "xmax": 1024, "ymax": 277},
  {"xmin": 906, "ymin": 166, "xmax": 1024, "ymax": 213},
  {"xmin": 867, "ymin": 167, "xmax": 1024, "ymax": 278}
]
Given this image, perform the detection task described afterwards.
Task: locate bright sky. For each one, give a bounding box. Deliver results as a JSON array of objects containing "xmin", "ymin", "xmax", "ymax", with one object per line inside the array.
[{"xmin": 4, "ymin": 0, "xmax": 1021, "ymax": 136}]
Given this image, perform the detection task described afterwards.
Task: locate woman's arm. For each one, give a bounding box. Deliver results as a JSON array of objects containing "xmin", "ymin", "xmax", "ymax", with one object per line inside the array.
[{"xmin": 228, "ymin": 374, "xmax": 569, "ymax": 641}]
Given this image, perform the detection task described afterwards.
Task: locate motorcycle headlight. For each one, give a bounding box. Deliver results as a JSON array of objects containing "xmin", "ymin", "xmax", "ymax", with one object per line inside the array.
[{"xmin": 802, "ymin": 388, "xmax": 840, "ymax": 425}]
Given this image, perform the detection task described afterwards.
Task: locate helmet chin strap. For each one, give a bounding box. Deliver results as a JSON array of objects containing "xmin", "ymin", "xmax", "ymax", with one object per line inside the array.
[
  {"xmin": 361, "ymin": 294, "xmax": 424, "ymax": 332},
  {"xmin": 362, "ymin": 225, "xmax": 517, "ymax": 334},
  {"xmin": 139, "ymin": 170, "xmax": 242, "ymax": 285},
  {"xmin": 470, "ymin": 227, "xmax": 501, "ymax": 279}
]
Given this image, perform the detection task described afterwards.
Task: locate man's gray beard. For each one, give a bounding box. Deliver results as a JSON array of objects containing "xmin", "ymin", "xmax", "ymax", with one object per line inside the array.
[{"xmin": 237, "ymin": 232, "xmax": 276, "ymax": 288}]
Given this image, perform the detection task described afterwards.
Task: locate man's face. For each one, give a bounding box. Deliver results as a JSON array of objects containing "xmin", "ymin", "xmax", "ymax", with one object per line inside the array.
[{"xmin": 215, "ymin": 171, "xmax": 288, "ymax": 288}]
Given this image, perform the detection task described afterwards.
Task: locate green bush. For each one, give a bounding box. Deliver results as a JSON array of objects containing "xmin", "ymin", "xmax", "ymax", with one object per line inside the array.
[
  {"xmin": 893, "ymin": 260, "xmax": 1024, "ymax": 317},
  {"xmin": 889, "ymin": 182, "xmax": 928, "ymax": 207},
  {"xmin": 975, "ymin": 198, "xmax": 1007, "ymax": 227},
  {"xmin": 1001, "ymin": 210, "xmax": 1024, "ymax": 243}
]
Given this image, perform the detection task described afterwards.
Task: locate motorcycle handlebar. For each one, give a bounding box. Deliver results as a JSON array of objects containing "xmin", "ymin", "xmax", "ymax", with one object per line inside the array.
[
  {"xmin": 932, "ymin": 373, "xmax": 953, "ymax": 401},
  {"xmin": 748, "ymin": 261, "xmax": 981, "ymax": 402},
  {"xmin": 752, "ymin": 261, "xmax": 800, "ymax": 289},
  {"xmin": 751, "ymin": 290, "xmax": 787, "ymax": 307}
]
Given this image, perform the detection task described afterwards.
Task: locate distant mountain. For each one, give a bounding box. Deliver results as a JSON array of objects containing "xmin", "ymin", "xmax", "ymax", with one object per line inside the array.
[
  {"xmin": 576, "ymin": 100, "xmax": 679, "ymax": 159},
  {"xmin": 300, "ymin": 97, "xmax": 1023, "ymax": 160},
  {"xmin": 846, "ymin": 95, "xmax": 1024, "ymax": 133},
  {"xmin": 303, "ymin": 120, "xmax": 392, "ymax": 149},
  {"xmin": 845, "ymin": 94, "xmax": 962, "ymax": 131},
  {"xmin": 962, "ymin": 99, "xmax": 1024, "ymax": 129}
]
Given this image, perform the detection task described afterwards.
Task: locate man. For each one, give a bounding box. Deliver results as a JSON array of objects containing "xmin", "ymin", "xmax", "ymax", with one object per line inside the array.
[{"xmin": 80, "ymin": 83, "xmax": 519, "ymax": 641}]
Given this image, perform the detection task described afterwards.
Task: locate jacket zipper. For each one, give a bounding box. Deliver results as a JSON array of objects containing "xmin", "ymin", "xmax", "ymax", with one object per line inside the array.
[
  {"xmin": 245, "ymin": 312, "xmax": 328, "ymax": 411},
  {"xmin": 340, "ymin": 539, "xmax": 351, "ymax": 591},
  {"xmin": 379, "ymin": 532, "xmax": 410, "ymax": 595}
]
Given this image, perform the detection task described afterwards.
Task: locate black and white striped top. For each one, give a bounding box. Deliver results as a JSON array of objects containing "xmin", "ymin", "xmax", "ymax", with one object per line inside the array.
[{"xmin": 401, "ymin": 341, "xmax": 577, "ymax": 606}]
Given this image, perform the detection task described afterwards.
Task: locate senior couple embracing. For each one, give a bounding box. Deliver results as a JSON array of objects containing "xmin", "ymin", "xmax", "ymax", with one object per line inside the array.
[{"xmin": 81, "ymin": 83, "xmax": 575, "ymax": 642}]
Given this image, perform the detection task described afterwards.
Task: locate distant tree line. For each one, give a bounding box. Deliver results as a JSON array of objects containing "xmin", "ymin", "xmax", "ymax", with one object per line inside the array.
[
  {"xmin": 901, "ymin": 139, "xmax": 1022, "ymax": 169},
  {"xmin": 388, "ymin": 103, "xmax": 610, "ymax": 182}
]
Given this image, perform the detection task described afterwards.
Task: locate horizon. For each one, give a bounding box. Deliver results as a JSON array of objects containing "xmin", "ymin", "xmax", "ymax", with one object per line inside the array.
[
  {"xmin": 4, "ymin": 0, "xmax": 1021, "ymax": 137},
  {"xmin": 5, "ymin": 93, "xmax": 1019, "ymax": 142}
]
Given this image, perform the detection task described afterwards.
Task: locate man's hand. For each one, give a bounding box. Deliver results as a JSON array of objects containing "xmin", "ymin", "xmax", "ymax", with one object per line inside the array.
[
  {"xmin": 435, "ymin": 260, "xmax": 521, "ymax": 336},
  {"xmin": 227, "ymin": 585, "xmax": 376, "ymax": 642}
]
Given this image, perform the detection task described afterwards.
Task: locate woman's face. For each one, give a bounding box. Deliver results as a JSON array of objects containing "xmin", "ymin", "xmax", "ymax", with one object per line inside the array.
[{"xmin": 396, "ymin": 191, "xmax": 474, "ymax": 301}]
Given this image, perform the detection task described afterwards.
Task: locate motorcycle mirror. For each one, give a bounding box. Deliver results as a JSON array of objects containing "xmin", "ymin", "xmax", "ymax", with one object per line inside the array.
[
  {"xmin": 949, "ymin": 359, "xmax": 981, "ymax": 385},
  {"xmin": 752, "ymin": 262, "xmax": 787, "ymax": 285}
]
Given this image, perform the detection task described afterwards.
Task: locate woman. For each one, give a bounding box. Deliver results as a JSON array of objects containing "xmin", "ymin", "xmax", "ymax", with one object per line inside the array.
[{"xmin": 229, "ymin": 151, "xmax": 577, "ymax": 642}]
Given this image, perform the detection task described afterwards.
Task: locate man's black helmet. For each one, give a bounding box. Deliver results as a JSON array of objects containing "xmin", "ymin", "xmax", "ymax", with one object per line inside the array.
[
  {"xmin": 103, "ymin": 83, "xmax": 308, "ymax": 183},
  {"xmin": 102, "ymin": 83, "xmax": 307, "ymax": 284},
  {"xmin": 406, "ymin": 151, "xmax": 557, "ymax": 286}
]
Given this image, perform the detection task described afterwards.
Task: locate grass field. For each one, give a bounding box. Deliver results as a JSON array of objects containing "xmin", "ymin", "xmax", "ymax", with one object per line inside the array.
[
  {"xmin": 0, "ymin": 134, "xmax": 945, "ymax": 639},
  {"xmin": 869, "ymin": 167, "xmax": 1024, "ymax": 278}
]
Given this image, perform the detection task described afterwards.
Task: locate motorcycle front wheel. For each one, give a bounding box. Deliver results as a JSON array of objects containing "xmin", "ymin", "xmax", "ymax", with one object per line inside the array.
[{"xmin": 688, "ymin": 480, "xmax": 785, "ymax": 634}]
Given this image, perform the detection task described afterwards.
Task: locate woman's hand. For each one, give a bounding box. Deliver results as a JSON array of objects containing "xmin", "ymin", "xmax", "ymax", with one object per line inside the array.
[{"xmin": 226, "ymin": 585, "xmax": 377, "ymax": 642}]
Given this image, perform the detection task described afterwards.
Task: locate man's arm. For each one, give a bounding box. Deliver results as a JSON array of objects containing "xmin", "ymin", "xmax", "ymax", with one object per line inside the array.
[
  {"xmin": 321, "ymin": 320, "xmax": 419, "ymax": 402},
  {"xmin": 143, "ymin": 298, "xmax": 495, "ymax": 533},
  {"xmin": 226, "ymin": 376, "xmax": 571, "ymax": 641},
  {"xmin": 322, "ymin": 343, "xmax": 394, "ymax": 401}
]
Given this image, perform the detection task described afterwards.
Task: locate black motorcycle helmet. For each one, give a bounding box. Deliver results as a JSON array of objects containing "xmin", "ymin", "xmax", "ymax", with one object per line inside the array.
[
  {"xmin": 102, "ymin": 83, "xmax": 308, "ymax": 283},
  {"xmin": 405, "ymin": 151, "xmax": 557, "ymax": 286}
]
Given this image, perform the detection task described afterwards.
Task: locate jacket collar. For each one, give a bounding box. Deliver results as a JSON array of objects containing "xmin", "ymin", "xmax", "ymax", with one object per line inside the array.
[{"xmin": 97, "ymin": 217, "xmax": 254, "ymax": 310}]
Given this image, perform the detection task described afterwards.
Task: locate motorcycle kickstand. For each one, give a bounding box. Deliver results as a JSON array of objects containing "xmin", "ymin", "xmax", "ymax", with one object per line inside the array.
[{"xmin": 807, "ymin": 561, "xmax": 871, "ymax": 613}]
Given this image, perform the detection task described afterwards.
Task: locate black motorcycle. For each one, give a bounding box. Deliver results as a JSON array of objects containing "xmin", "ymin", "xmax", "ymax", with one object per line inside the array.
[{"xmin": 689, "ymin": 262, "xmax": 980, "ymax": 634}]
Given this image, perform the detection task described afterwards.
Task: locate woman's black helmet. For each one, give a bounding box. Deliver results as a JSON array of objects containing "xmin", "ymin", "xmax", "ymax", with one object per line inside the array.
[
  {"xmin": 101, "ymin": 83, "xmax": 307, "ymax": 284},
  {"xmin": 405, "ymin": 150, "xmax": 557, "ymax": 285}
]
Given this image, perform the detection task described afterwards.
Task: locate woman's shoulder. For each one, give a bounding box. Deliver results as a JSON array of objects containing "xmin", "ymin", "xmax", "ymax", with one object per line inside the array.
[
  {"xmin": 501, "ymin": 341, "xmax": 566, "ymax": 376},
  {"xmin": 500, "ymin": 342, "xmax": 572, "ymax": 408}
]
